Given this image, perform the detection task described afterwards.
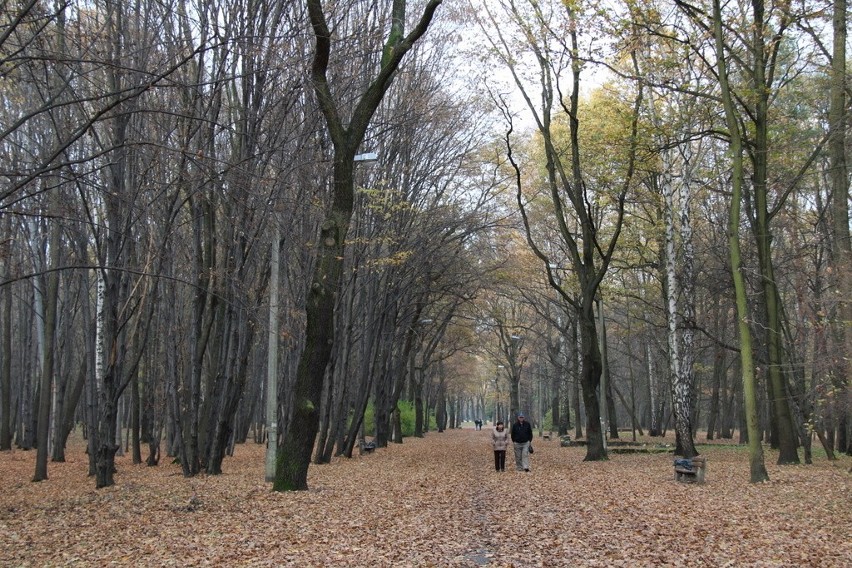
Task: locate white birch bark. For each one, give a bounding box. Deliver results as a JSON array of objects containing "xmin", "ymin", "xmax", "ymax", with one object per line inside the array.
[
  {"xmin": 661, "ymin": 149, "xmax": 696, "ymax": 452},
  {"xmin": 647, "ymin": 82, "xmax": 698, "ymax": 455},
  {"xmin": 661, "ymin": 149, "xmax": 681, "ymax": 406},
  {"xmin": 678, "ymin": 141, "xmax": 698, "ymax": 441}
]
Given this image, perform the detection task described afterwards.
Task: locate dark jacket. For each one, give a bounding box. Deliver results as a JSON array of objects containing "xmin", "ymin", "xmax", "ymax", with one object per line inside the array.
[{"xmin": 510, "ymin": 420, "xmax": 533, "ymax": 443}]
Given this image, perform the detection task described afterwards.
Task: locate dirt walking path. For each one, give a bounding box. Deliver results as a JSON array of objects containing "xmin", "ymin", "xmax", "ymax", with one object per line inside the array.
[{"xmin": 1, "ymin": 427, "xmax": 850, "ymax": 566}]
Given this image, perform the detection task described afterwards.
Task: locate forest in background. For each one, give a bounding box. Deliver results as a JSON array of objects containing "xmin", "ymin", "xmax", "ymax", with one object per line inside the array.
[{"xmin": 0, "ymin": 0, "xmax": 849, "ymax": 489}]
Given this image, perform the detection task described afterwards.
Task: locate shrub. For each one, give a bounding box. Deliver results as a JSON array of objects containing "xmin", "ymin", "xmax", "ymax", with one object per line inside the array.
[
  {"xmin": 542, "ymin": 409, "xmax": 553, "ymax": 431},
  {"xmin": 397, "ymin": 400, "xmax": 416, "ymax": 437},
  {"xmin": 360, "ymin": 401, "xmax": 418, "ymax": 438}
]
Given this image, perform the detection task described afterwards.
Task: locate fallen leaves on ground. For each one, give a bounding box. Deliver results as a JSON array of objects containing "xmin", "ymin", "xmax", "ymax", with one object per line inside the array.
[{"xmin": 0, "ymin": 429, "xmax": 849, "ymax": 567}]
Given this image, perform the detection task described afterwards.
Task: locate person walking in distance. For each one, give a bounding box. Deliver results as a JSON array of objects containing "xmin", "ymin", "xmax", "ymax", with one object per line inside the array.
[
  {"xmin": 491, "ymin": 421, "xmax": 510, "ymax": 472},
  {"xmin": 511, "ymin": 412, "xmax": 533, "ymax": 472}
]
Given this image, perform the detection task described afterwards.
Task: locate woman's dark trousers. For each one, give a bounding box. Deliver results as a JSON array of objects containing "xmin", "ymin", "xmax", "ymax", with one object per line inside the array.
[{"xmin": 494, "ymin": 450, "xmax": 506, "ymax": 471}]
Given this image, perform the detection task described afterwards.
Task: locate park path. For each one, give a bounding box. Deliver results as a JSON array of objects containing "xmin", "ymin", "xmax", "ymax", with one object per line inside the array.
[
  {"xmin": 1, "ymin": 425, "xmax": 850, "ymax": 566},
  {"xmin": 317, "ymin": 425, "xmax": 557, "ymax": 565},
  {"xmin": 331, "ymin": 426, "xmax": 613, "ymax": 566}
]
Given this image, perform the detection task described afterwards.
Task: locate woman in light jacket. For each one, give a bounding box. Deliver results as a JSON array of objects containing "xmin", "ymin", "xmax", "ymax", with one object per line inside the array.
[{"xmin": 491, "ymin": 421, "xmax": 510, "ymax": 472}]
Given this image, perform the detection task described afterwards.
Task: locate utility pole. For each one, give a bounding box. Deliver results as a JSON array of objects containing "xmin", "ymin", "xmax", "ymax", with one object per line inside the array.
[{"xmin": 265, "ymin": 225, "xmax": 280, "ymax": 482}]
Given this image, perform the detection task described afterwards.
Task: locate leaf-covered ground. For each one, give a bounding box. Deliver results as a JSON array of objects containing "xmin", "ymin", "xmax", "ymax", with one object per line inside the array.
[{"xmin": 1, "ymin": 428, "xmax": 849, "ymax": 567}]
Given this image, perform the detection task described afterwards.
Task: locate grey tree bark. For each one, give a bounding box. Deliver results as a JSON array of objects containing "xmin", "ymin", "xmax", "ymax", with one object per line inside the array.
[
  {"xmin": 274, "ymin": 0, "xmax": 443, "ymax": 491},
  {"xmin": 828, "ymin": 0, "xmax": 850, "ymax": 456},
  {"xmin": 0, "ymin": 226, "xmax": 11, "ymax": 451}
]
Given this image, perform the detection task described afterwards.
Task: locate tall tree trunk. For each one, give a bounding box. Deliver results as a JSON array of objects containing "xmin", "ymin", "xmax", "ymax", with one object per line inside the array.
[
  {"xmin": 829, "ymin": 0, "xmax": 851, "ymax": 457},
  {"xmin": 52, "ymin": 357, "xmax": 86, "ymax": 462},
  {"xmin": 265, "ymin": 230, "xmax": 280, "ymax": 480},
  {"xmin": 712, "ymin": 0, "xmax": 768, "ymax": 482},
  {"xmin": 374, "ymin": 354, "xmax": 395, "ymax": 447},
  {"xmin": 599, "ymin": 303, "xmax": 618, "ymax": 440},
  {"xmin": 142, "ymin": 340, "xmax": 161, "ymax": 467},
  {"xmin": 274, "ymin": 0, "xmax": 443, "ymax": 491},
  {"xmin": 130, "ymin": 369, "xmax": 142, "ymax": 465},
  {"xmin": 414, "ymin": 372, "xmax": 426, "ymax": 438},
  {"xmin": 84, "ymin": 268, "xmax": 98, "ymax": 476},
  {"xmin": 571, "ymin": 318, "xmax": 582, "ymax": 440},
  {"xmin": 205, "ymin": 287, "xmax": 263, "ymax": 474},
  {"xmin": 579, "ymin": 300, "xmax": 606, "ymax": 459},
  {"xmin": 33, "ymin": 217, "xmax": 60, "ymax": 482},
  {"xmin": 706, "ymin": 310, "xmax": 726, "ymax": 441},
  {"xmin": 435, "ymin": 374, "xmax": 447, "ymax": 433},
  {"xmin": 648, "ymin": 341, "xmax": 665, "ymax": 437},
  {"xmin": 93, "ymin": 0, "xmax": 138, "ymax": 488},
  {"xmin": 0, "ymin": 217, "xmax": 13, "ymax": 451},
  {"xmin": 551, "ymin": 359, "xmax": 563, "ymax": 436},
  {"xmin": 749, "ymin": 0, "xmax": 799, "ymax": 465},
  {"xmin": 340, "ymin": 324, "xmax": 381, "ymax": 458},
  {"xmin": 623, "ymin": 308, "xmax": 641, "ymax": 439},
  {"xmin": 662, "ymin": 166, "xmax": 693, "ymax": 455},
  {"xmin": 678, "ymin": 147, "xmax": 699, "ymax": 455}
]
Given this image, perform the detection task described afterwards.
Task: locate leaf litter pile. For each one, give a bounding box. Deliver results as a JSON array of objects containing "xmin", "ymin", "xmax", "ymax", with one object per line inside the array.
[{"xmin": 1, "ymin": 429, "xmax": 849, "ymax": 567}]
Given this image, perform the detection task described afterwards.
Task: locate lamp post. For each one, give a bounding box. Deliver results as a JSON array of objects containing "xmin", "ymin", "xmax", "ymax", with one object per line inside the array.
[{"xmin": 354, "ymin": 152, "xmax": 378, "ymax": 163}]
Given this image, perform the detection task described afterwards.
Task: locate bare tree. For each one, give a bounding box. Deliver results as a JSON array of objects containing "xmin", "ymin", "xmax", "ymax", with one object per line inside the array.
[
  {"xmin": 710, "ymin": 0, "xmax": 769, "ymax": 482},
  {"xmin": 273, "ymin": 0, "xmax": 443, "ymax": 491},
  {"xmin": 476, "ymin": 0, "xmax": 642, "ymax": 460}
]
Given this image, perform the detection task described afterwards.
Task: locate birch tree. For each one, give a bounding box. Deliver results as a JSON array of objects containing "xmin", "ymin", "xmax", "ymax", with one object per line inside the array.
[
  {"xmin": 674, "ymin": 0, "xmax": 827, "ymax": 464},
  {"xmin": 642, "ymin": 50, "xmax": 707, "ymax": 457}
]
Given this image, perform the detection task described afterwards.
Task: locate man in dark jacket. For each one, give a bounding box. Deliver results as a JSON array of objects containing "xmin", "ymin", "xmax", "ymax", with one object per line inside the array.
[{"xmin": 510, "ymin": 412, "xmax": 533, "ymax": 471}]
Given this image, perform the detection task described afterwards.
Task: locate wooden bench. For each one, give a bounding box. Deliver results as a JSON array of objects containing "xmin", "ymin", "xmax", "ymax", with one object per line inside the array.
[{"xmin": 674, "ymin": 455, "xmax": 706, "ymax": 483}]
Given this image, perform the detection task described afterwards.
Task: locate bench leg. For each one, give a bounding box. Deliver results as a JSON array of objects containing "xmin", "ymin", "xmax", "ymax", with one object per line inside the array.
[{"xmin": 675, "ymin": 471, "xmax": 698, "ymax": 483}]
